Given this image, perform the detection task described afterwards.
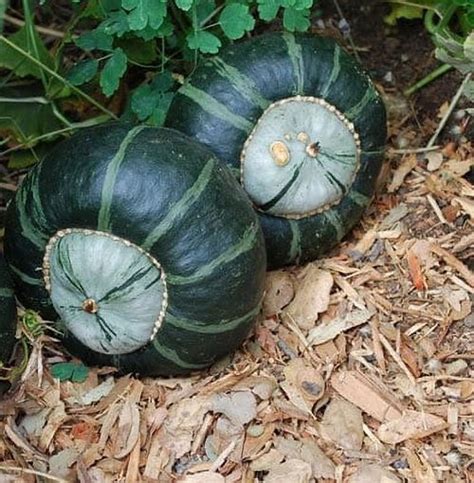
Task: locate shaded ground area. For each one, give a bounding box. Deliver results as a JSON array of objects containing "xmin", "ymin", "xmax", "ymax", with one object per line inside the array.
[{"xmin": 0, "ymin": 2, "xmax": 473, "ymax": 482}]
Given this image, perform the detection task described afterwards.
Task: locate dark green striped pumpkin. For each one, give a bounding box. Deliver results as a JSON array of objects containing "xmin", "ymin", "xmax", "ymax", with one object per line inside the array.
[
  {"xmin": 165, "ymin": 32, "xmax": 387, "ymax": 268},
  {"xmin": 4, "ymin": 124, "xmax": 266, "ymax": 376},
  {"xmin": 0, "ymin": 254, "xmax": 17, "ymax": 394}
]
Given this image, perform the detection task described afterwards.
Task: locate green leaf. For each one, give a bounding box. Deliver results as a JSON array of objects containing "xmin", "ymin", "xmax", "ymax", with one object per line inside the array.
[
  {"xmin": 123, "ymin": 0, "xmax": 167, "ymax": 31},
  {"xmin": 76, "ymin": 27, "xmax": 114, "ymax": 51},
  {"xmin": 51, "ymin": 362, "xmax": 89, "ymax": 383},
  {"xmin": 102, "ymin": 11, "xmax": 130, "ymax": 38},
  {"xmin": 258, "ymin": 0, "xmax": 281, "ymax": 21},
  {"xmin": 116, "ymin": 37, "xmax": 158, "ymax": 64},
  {"xmin": 283, "ymin": 7, "xmax": 310, "ymax": 32},
  {"xmin": 131, "ymin": 71, "xmax": 174, "ymax": 122},
  {"xmin": 187, "ymin": 30, "xmax": 221, "ymax": 53},
  {"xmin": 100, "ymin": 48, "xmax": 128, "ymax": 96},
  {"xmin": 220, "ymin": 4, "xmax": 255, "ymax": 40},
  {"xmin": 0, "ymin": 0, "xmax": 7, "ymax": 33},
  {"xmin": 67, "ymin": 59, "xmax": 99, "ymax": 86},
  {"xmin": 0, "ymin": 26, "xmax": 54, "ymax": 78},
  {"xmin": 384, "ymin": 4, "xmax": 424, "ymax": 26},
  {"xmin": 175, "ymin": 0, "xmax": 193, "ymax": 11},
  {"xmin": 0, "ymin": 85, "xmax": 62, "ymax": 148}
]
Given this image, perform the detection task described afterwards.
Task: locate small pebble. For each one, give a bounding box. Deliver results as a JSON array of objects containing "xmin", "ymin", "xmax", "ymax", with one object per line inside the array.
[{"xmin": 445, "ymin": 359, "xmax": 468, "ymax": 376}]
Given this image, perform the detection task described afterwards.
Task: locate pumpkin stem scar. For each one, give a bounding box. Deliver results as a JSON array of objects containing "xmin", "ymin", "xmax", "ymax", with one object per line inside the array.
[
  {"xmin": 306, "ymin": 142, "xmax": 320, "ymax": 158},
  {"xmin": 82, "ymin": 298, "xmax": 98, "ymax": 314},
  {"xmin": 43, "ymin": 228, "xmax": 169, "ymax": 354}
]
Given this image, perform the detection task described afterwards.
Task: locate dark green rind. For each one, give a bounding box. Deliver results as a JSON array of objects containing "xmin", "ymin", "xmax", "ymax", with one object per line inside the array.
[
  {"xmin": 165, "ymin": 32, "xmax": 387, "ymax": 269},
  {"xmin": 0, "ymin": 255, "xmax": 17, "ymax": 394},
  {"xmin": 4, "ymin": 123, "xmax": 266, "ymax": 376}
]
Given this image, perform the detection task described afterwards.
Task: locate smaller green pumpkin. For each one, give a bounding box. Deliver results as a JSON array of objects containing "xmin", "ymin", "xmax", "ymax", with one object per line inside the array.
[
  {"xmin": 0, "ymin": 254, "xmax": 17, "ymax": 394},
  {"xmin": 165, "ymin": 32, "xmax": 387, "ymax": 268},
  {"xmin": 4, "ymin": 124, "xmax": 267, "ymax": 376}
]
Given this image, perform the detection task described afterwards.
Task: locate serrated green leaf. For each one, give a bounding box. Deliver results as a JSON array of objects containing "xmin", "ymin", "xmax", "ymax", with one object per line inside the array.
[
  {"xmin": 123, "ymin": 0, "xmax": 167, "ymax": 31},
  {"xmin": 0, "ymin": 26, "xmax": 54, "ymax": 78},
  {"xmin": 258, "ymin": 0, "xmax": 281, "ymax": 21},
  {"xmin": 76, "ymin": 27, "xmax": 114, "ymax": 51},
  {"xmin": 220, "ymin": 4, "xmax": 255, "ymax": 40},
  {"xmin": 102, "ymin": 11, "xmax": 130, "ymax": 37},
  {"xmin": 100, "ymin": 48, "xmax": 127, "ymax": 96},
  {"xmin": 67, "ymin": 59, "xmax": 99, "ymax": 86},
  {"xmin": 175, "ymin": 0, "xmax": 193, "ymax": 11},
  {"xmin": 51, "ymin": 362, "xmax": 89, "ymax": 383},
  {"xmin": 283, "ymin": 7, "xmax": 310, "ymax": 32},
  {"xmin": 187, "ymin": 30, "xmax": 221, "ymax": 53},
  {"xmin": 131, "ymin": 72, "xmax": 174, "ymax": 123}
]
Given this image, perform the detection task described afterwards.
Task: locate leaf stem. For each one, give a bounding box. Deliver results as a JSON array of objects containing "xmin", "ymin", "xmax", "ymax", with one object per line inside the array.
[{"xmin": 403, "ymin": 63, "xmax": 453, "ymax": 97}]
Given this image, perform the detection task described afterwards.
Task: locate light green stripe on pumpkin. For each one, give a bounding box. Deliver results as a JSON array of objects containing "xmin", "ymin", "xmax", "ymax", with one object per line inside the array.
[
  {"xmin": 97, "ymin": 126, "xmax": 146, "ymax": 231},
  {"xmin": 142, "ymin": 158, "xmax": 215, "ymax": 251},
  {"xmin": 288, "ymin": 220, "xmax": 302, "ymax": 263},
  {"xmin": 348, "ymin": 189, "xmax": 371, "ymax": 207},
  {"xmin": 167, "ymin": 223, "xmax": 259, "ymax": 286},
  {"xmin": 17, "ymin": 163, "xmax": 49, "ymax": 249},
  {"xmin": 179, "ymin": 84, "xmax": 253, "ymax": 133},
  {"xmin": 324, "ymin": 209, "xmax": 345, "ymax": 241},
  {"xmin": 320, "ymin": 43, "xmax": 341, "ymax": 97},
  {"xmin": 9, "ymin": 264, "xmax": 42, "ymax": 286},
  {"xmin": 282, "ymin": 32, "xmax": 304, "ymax": 94},
  {"xmin": 209, "ymin": 57, "xmax": 270, "ymax": 110},
  {"xmin": 0, "ymin": 288, "xmax": 14, "ymax": 298},
  {"xmin": 345, "ymin": 85, "xmax": 377, "ymax": 120},
  {"xmin": 165, "ymin": 303, "xmax": 260, "ymax": 334},
  {"xmin": 152, "ymin": 339, "xmax": 210, "ymax": 369}
]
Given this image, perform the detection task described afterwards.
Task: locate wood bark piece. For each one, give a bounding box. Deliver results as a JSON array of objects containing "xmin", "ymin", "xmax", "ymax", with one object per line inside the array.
[
  {"xmin": 331, "ymin": 370, "xmax": 404, "ymax": 422},
  {"xmin": 378, "ymin": 410, "xmax": 448, "ymax": 444}
]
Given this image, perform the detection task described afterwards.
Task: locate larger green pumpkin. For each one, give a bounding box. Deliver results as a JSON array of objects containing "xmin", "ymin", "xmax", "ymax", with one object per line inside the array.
[
  {"xmin": 0, "ymin": 254, "xmax": 17, "ymax": 394},
  {"xmin": 4, "ymin": 124, "xmax": 266, "ymax": 376},
  {"xmin": 165, "ymin": 32, "xmax": 387, "ymax": 268}
]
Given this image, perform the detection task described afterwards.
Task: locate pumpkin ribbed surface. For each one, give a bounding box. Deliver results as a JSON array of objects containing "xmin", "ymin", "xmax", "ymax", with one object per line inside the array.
[
  {"xmin": 4, "ymin": 124, "xmax": 266, "ymax": 376},
  {"xmin": 166, "ymin": 32, "xmax": 387, "ymax": 268}
]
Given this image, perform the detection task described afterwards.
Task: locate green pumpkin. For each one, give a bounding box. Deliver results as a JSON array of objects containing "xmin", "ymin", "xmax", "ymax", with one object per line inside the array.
[
  {"xmin": 4, "ymin": 124, "xmax": 266, "ymax": 376},
  {"xmin": 165, "ymin": 32, "xmax": 387, "ymax": 269},
  {"xmin": 0, "ymin": 254, "xmax": 17, "ymax": 394}
]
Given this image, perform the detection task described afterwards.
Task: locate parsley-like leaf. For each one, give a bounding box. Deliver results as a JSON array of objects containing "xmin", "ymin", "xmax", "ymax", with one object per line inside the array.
[
  {"xmin": 187, "ymin": 30, "xmax": 221, "ymax": 53},
  {"xmin": 220, "ymin": 4, "xmax": 255, "ymax": 40},
  {"xmin": 100, "ymin": 48, "xmax": 128, "ymax": 96}
]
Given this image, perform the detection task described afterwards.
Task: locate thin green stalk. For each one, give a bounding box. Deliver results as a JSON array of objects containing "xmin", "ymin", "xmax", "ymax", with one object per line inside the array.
[
  {"xmin": 404, "ymin": 63, "xmax": 453, "ymax": 96},
  {"xmin": 0, "ymin": 35, "xmax": 118, "ymax": 119}
]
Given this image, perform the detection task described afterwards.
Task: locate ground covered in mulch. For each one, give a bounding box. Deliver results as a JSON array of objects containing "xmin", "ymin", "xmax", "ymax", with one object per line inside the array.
[{"xmin": 0, "ymin": 2, "xmax": 473, "ymax": 482}]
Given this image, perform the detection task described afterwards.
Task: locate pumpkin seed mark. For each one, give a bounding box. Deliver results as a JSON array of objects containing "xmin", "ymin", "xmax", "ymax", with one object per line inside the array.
[
  {"xmin": 166, "ymin": 223, "xmax": 260, "ymax": 286},
  {"xmin": 179, "ymin": 84, "xmax": 253, "ymax": 133},
  {"xmin": 98, "ymin": 264, "xmax": 156, "ymax": 303},
  {"xmin": 142, "ymin": 158, "xmax": 216, "ymax": 251},
  {"xmin": 98, "ymin": 125, "xmax": 146, "ymax": 231},
  {"xmin": 260, "ymin": 163, "xmax": 303, "ymax": 212},
  {"xmin": 210, "ymin": 57, "xmax": 270, "ymax": 110},
  {"xmin": 282, "ymin": 32, "xmax": 305, "ymax": 94},
  {"xmin": 320, "ymin": 44, "xmax": 341, "ymax": 97}
]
